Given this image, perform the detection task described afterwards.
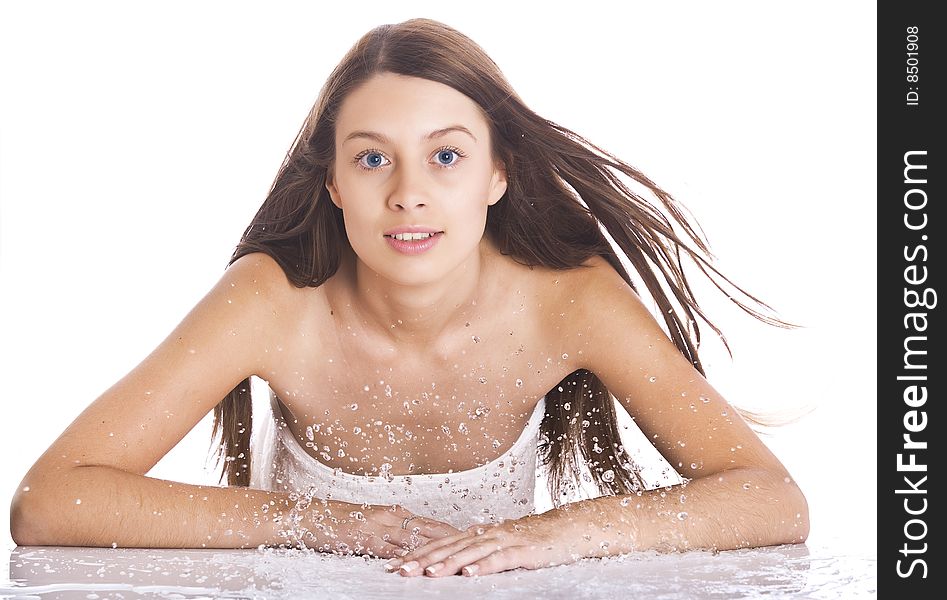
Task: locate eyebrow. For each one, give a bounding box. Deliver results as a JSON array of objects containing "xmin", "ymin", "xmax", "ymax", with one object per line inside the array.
[{"xmin": 342, "ymin": 125, "xmax": 478, "ymax": 145}]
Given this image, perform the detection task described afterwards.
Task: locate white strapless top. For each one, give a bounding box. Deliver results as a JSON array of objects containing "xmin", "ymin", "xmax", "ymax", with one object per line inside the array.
[{"xmin": 250, "ymin": 396, "xmax": 546, "ymax": 530}]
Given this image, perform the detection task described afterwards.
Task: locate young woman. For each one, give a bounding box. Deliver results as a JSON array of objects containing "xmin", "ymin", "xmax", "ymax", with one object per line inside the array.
[{"xmin": 10, "ymin": 18, "xmax": 808, "ymax": 577}]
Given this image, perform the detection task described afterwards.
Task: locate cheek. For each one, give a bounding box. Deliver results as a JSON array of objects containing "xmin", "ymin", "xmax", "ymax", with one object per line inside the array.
[{"xmin": 450, "ymin": 170, "xmax": 495, "ymax": 207}]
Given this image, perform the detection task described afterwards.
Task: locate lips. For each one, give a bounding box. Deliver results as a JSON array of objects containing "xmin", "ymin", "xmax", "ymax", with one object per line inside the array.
[{"xmin": 384, "ymin": 231, "xmax": 443, "ymax": 255}]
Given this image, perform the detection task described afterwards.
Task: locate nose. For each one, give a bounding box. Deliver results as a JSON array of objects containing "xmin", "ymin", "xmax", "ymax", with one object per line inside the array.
[{"xmin": 387, "ymin": 163, "xmax": 429, "ymax": 212}]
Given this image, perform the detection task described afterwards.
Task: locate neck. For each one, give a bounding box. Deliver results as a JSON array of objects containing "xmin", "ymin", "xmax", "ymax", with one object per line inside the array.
[{"xmin": 339, "ymin": 238, "xmax": 498, "ymax": 355}]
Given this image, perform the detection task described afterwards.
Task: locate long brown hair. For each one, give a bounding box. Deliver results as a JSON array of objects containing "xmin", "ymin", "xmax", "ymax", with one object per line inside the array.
[{"xmin": 211, "ymin": 18, "xmax": 795, "ymax": 505}]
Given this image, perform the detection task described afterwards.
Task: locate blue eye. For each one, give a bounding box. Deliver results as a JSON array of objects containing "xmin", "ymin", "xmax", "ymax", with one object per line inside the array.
[
  {"xmin": 358, "ymin": 152, "xmax": 387, "ymax": 169},
  {"xmin": 436, "ymin": 149, "xmax": 459, "ymax": 166}
]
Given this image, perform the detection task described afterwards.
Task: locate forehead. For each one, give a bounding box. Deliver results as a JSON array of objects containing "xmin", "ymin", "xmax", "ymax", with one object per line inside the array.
[{"xmin": 335, "ymin": 73, "xmax": 488, "ymax": 141}]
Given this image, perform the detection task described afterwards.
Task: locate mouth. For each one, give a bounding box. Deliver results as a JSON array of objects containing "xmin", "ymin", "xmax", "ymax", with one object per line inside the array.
[
  {"xmin": 383, "ymin": 231, "xmax": 444, "ymax": 242},
  {"xmin": 383, "ymin": 230, "xmax": 443, "ymax": 256}
]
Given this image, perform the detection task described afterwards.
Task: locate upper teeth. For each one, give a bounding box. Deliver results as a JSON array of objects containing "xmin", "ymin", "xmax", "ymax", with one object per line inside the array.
[{"xmin": 391, "ymin": 232, "xmax": 435, "ymax": 241}]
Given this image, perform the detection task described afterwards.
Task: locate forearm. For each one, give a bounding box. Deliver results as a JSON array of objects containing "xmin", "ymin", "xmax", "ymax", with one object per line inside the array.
[
  {"xmin": 557, "ymin": 467, "xmax": 809, "ymax": 556},
  {"xmin": 11, "ymin": 465, "xmax": 295, "ymax": 548}
]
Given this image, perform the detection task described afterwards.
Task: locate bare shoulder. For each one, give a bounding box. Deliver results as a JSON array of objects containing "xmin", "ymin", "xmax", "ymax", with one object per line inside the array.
[
  {"xmin": 575, "ymin": 254, "xmax": 632, "ymax": 290},
  {"xmin": 224, "ymin": 252, "xmax": 326, "ymax": 315},
  {"xmin": 225, "ymin": 252, "xmax": 299, "ymax": 301},
  {"xmin": 543, "ymin": 253, "xmax": 674, "ymax": 370},
  {"xmin": 550, "ymin": 254, "xmax": 644, "ymax": 319}
]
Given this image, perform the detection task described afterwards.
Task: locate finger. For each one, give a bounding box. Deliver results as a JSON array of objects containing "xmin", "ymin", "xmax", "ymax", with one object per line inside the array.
[
  {"xmin": 377, "ymin": 513, "xmax": 460, "ymax": 549},
  {"xmin": 383, "ymin": 526, "xmax": 434, "ymax": 551},
  {"xmin": 380, "ymin": 509, "xmax": 459, "ymax": 536},
  {"xmin": 376, "ymin": 505, "xmax": 458, "ymax": 531},
  {"xmin": 458, "ymin": 546, "xmax": 540, "ymax": 576},
  {"xmin": 358, "ymin": 536, "xmax": 408, "ymax": 559},
  {"xmin": 410, "ymin": 517, "xmax": 462, "ymax": 539},
  {"xmin": 399, "ymin": 537, "xmax": 495, "ymax": 577},
  {"xmin": 393, "ymin": 528, "xmax": 473, "ymax": 564},
  {"xmin": 385, "ymin": 532, "xmax": 469, "ymax": 573}
]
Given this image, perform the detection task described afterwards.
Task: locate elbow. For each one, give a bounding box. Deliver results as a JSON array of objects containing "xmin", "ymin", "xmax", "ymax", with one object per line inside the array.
[
  {"xmin": 781, "ymin": 478, "xmax": 809, "ymax": 545},
  {"xmin": 795, "ymin": 490, "xmax": 810, "ymax": 544},
  {"xmin": 10, "ymin": 480, "xmax": 65, "ymax": 546},
  {"xmin": 10, "ymin": 490, "xmax": 45, "ymax": 546}
]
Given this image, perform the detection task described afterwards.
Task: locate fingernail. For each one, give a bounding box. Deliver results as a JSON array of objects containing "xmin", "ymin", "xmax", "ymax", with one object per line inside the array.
[
  {"xmin": 462, "ymin": 564, "xmax": 480, "ymax": 576},
  {"xmin": 399, "ymin": 560, "xmax": 419, "ymax": 575},
  {"xmin": 425, "ymin": 562, "xmax": 443, "ymax": 575},
  {"xmin": 384, "ymin": 558, "xmax": 402, "ymax": 572}
]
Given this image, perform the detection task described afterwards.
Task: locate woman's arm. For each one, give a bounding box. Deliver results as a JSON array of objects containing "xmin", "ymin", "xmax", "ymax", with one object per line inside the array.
[
  {"xmin": 11, "ymin": 465, "xmax": 293, "ymax": 548},
  {"xmin": 10, "ymin": 253, "xmax": 286, "ymax": 547},
  {"xmin": 561, "ymin": 257, "xmax": 810, "ymax": 552},
  {"xmin": 11, "ymin": 465, "xmax": 455, "ymax": 553},
  {"xmin": 534, "ymin": 463, "xmax": 808, "ymax": 556}
]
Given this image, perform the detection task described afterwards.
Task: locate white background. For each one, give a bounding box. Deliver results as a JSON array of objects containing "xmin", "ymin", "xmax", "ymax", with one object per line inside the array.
[{"xmin": 0, "ymin": 1, "xmax": 876, "ymax": 554}]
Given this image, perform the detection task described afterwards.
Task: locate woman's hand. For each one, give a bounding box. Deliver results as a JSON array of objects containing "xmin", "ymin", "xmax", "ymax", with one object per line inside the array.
[
  {"xmin": 384, "ymin": 510, "xmax": 598, "ymax": 577},
  {"xmin": 298, "ymin": 501, "xmax": 461, "ymax": 559}
]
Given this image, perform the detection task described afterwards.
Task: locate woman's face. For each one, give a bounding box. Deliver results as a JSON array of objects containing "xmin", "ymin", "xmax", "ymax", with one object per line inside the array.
[{"xmin": 326, "ymin": 73, "xmax": 507, "ymax": 287}]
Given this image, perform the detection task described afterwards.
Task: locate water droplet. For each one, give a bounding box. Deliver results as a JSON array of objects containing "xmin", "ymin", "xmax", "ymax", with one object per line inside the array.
[
  {"xmin": 602, "ymin": 469, "xmax": 615, "ymax": 482},
  {"xmin": 563, "ymin": 402, "xmax": 571, "ymax": 410},
  {"xmin": 648, "ymin": 376, "xmax": 657, "ymax": 383},
  {"xmin": 677, "ymin": 512, "xmax": 688, "ymax": 521},
  {"xmin": 75, "ymin": 499, "xmax": 82, "ymax": 505},
  {"xmin": 363, "ymin": 385, "xmax": 370, "ymax": 392},
  {"xmin": 21, "ymin": 486, "xmax": 30, "ymax": 492},
  {"xmin": 353, "ymin": 426, "xmax": 362, "ymax": 435},
  {"xmin": 620, "ymin": 497, "xmax": 630, "ymax": 507},
  {"xmin": 472, "ymin": 335, "xmax": 480, "ymax": 343},
  {"xmin": 700, "ymin": 396, "xmax": 710, "ymax": 403},
  {"xmin": 492, "ymin": 439, "xmax": 501, "ymax": 449},
  {"xmin": 458, "ymin": 423, "xmax": 469, "ymax": 435},
  {"xmin": 515, "ymin": 379, "xmax": 523, "ymax": 388},
  {"xmin": 561, "ymin": 353, "xmax": 569, "ymax": 360},
  {"xmin": 478, "ymin": 376, "xmax": 487, "ymax": 384},
  {"xmin": 350, "ymin": 403, "xmax": 358, "ymax": 410}
]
